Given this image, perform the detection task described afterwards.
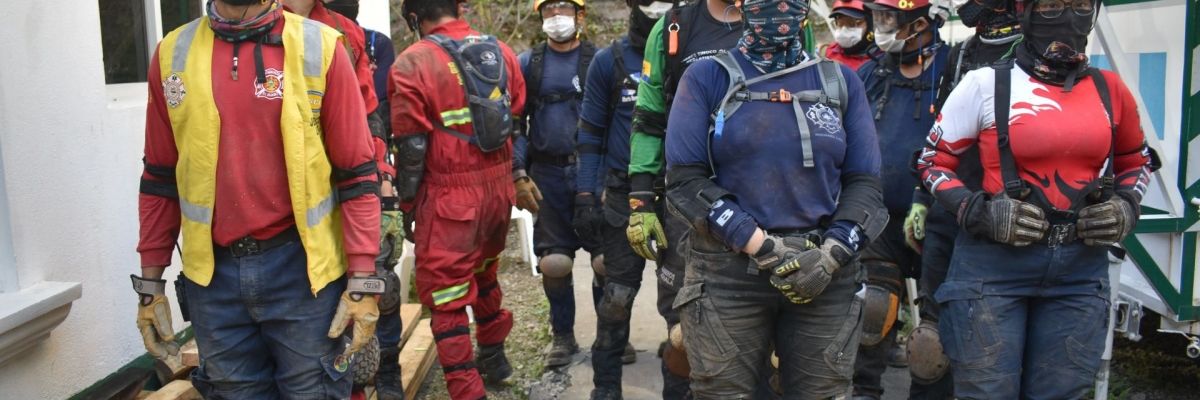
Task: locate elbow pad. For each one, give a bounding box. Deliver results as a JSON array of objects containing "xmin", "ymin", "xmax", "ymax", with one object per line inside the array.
[
  {"xmin": 666, "ymin": 164, "xmax": 731, "ymax": 231},
  {"xmin": 395, "ymin": 134, "xmax": 428, "ymax": 203},
  {"xmin": 835, "ymin": 173, "xmax": 889, "ymax": 243}
]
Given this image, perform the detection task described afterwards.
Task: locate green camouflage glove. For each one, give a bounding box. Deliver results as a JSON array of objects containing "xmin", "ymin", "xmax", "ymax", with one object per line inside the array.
[
  {"xmin": 380, "ymin": 207, "xmax": 405, "ymax": 268},
  {"xmin": 768, "ymin": 239, "xmax": 853, "ymax": 304},
  {"xmin": 626, "ymin": 192, "xmax": 666, "ymax": 261},
  {"xmin": 903, "ymin": 203, "xmax": 928, "ymax": 253}
]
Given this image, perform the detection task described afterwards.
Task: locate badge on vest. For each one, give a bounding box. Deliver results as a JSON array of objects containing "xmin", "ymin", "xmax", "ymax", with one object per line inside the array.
[
  {"xmin": 164, "ymin": 73, "xmax": 187, "ymax": 108},
  {"xmin": 805, "ymin": 102, "xmax": 841, "ymax": 136},
  {"xmin": 255, "ymin": 68, "xmax": 284, "ymax": 100},
  {"xmin": 308, "ymin": 90, "xmax": 324, "ymax": 125}
]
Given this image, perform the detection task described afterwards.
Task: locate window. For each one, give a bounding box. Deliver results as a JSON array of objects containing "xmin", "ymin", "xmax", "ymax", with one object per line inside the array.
[{"xmin": 99, "ymin": 0, "xmax": 201, "ymax": 84}]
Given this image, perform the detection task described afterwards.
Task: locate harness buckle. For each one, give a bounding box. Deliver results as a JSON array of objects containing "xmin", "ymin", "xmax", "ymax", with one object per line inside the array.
[
  {"xmin": 1046, "ymin": 224, "xmax": 1075, "ymax": 248},
  {"xmin": 231, "ymin": 236, "xmax": 261, "ymax": 257},
  {"xmin": 770, "ymin": 89, "xmax": 793, "ymax": 102}
]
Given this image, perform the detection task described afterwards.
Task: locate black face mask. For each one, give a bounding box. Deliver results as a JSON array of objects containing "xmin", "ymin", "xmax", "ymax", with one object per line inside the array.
[
  {"xmin": 1017, "ymin": 9, "xmax": 1093, "ymax": 86},
  {"xmin": 629, "ymin": 7, "xmax": 658, "ymax": 51},
  {"xmin": 324, "ymin": 0, "xmax": 360, "ymax": 20},
  {"xmin": 221, "ymin": 0, "xmax": 261, "ymax": 6}
]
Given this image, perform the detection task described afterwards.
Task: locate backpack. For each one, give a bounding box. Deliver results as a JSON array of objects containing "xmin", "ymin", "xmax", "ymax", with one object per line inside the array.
[
  {"xmin": 661, "ymin": 3, "xmax": 703, "ymax": 107},
  {"xmin": 707, "ymin": 52, "xmax": 848, "ymax": 170},
  {"xmin": 427, "ymin": 34, "xmax": 513, "ymax": 152},
  {"xmin": 523, "ymin": 41, "xmax": 597, "ymax": 133}
]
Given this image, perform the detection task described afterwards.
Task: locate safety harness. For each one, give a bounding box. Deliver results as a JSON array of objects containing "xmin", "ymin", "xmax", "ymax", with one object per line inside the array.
[
  {"xmin": 576, "ymin": 40, "xmax": 638, "ymax": 161},
  {"xmin": 522, "ymin": 40, "xmax": 597, "ymax": 165}
]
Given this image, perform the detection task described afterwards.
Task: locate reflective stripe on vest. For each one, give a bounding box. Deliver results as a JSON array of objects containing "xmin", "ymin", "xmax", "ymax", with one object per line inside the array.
[{"xmin": 158, "ymin": 13, "xmax": 349, "ymax": 294}]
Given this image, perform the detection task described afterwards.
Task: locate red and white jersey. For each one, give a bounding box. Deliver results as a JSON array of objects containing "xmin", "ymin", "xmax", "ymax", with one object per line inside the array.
[{"xmin": 917, "ymin": 65, "xmax": 1151, "ymax": 212}]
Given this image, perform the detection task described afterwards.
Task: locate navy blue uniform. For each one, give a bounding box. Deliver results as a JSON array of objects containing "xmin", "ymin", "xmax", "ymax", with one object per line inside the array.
[{"xmin": 576, "ymin": 37, "xmax": 642, "ymax": 193}]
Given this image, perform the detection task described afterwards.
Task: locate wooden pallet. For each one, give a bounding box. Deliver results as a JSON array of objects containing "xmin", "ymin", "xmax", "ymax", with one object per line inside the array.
[
  {"xmin": 143, "ymin": 380, "xmax": 201, "ymax": 400},
  {"xmin": 400, "ymin": 319, "xmax": 436, "ymax": 400}
]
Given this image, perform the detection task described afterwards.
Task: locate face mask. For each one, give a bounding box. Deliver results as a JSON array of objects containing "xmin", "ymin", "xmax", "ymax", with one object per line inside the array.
[
  {"xmin": 832, "ymin": 26, "xmax": 863, "ymax": 48},
  {"xmin": 638, "ymin": 1, "xmax": 674, "ymax": 19},
  {"xmin": 737, "ymin": 0, "xmax": 809, "ymax": 72},
  {"xmin": 1025, "ymin": 11, "xmax": 1093, "ymax": 61},
  {"xmin": 221, "ymin": 0, "xmax": 261, "ymax": 6},
  {"xmin": 874, "ymin": 24, "xmax": 918, "ymax": 54},
  {"xmin": 542, "ymin": 15, "xmax": 577, "ymax": 42}
]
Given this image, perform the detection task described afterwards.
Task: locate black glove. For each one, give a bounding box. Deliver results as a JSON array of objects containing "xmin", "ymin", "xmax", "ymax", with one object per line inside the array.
[
  {"xmin": 573, "ymin": 193, "xmax": 603, "ymax": 249},
  {"xmin": 1076, "ymin": 193, "xmax": 1139, "ymax": 247},
  {"xmin": 402, "ymin": 210, "xmax": 415, "ymax": 244},
  {"xmin": 765, "ymin": 238, "xmax": 853, "ymax": 304},
  {"xmin": 958, "ymin": 192, "xmax": 1049, "ymax": 246}
]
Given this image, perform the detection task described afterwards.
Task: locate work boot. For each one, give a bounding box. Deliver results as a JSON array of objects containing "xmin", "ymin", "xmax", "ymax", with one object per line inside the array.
[
  {"xmin": 590, "ymin": 386, "xmax": 623, "ymax": 400},
  {"xmin": 889, "ymin": 340, "xmax": 909, "ymax": 368},
  {"xmin": 375, "ymin": 348, "xmax": 404, "ymax": 400},
  {"xmin": 477, "ymin": 343, "xmax": 513, "ymax": 384},
  {"xmin": 545, "ymin": 333, "xmax": 579, "ymax": 368},
  {"xmin": 622, "ymin": 342, "xmax": 636, "ymax": 364}
]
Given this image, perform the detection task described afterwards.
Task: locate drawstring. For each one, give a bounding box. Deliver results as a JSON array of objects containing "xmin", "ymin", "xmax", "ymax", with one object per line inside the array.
[{"xmin": 254, "ymin": 35, "xmax": 267, "ymax": 85}]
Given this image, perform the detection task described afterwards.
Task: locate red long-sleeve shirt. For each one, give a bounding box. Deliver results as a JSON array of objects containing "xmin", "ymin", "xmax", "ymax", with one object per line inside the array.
[
  {"xmin": 296, "ymin": 3, "xmax": 393, "ymax": 177},
  {"xmin": 388, "ymin": 20, "xmax": 526, "ymax": 177},
  {"xmin": 138, "ymin": 19, "xmax": 380, "ymax": 272}
]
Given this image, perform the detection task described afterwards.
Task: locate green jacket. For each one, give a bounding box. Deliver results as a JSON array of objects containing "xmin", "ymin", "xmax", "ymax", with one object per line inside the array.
[{"xmin": 627, "ymin": 17, "xmax": 670, "ymax": 193}]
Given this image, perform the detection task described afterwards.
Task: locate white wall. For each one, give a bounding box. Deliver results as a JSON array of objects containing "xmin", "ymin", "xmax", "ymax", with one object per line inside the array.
[{"xmin": 359, "ymin": 0, "xmax": 393, "ymax": 37}]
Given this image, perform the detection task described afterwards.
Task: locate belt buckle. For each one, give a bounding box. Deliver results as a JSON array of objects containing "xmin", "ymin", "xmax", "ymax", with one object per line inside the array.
[
  {"xmin": 231, "ymin": 236, "xmax": 260, "ymax": 257},
  {"xmin": 1047, "ymin": 224, "xmax": 1072, "ymax": 248}
]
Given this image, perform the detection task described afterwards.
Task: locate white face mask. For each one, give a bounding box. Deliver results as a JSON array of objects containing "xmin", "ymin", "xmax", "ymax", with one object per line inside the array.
[
  {"xmin": 874, "ymin": 28, "xmax": 918, "ymax": 54},
  {"xmin": 638, "ymin": 1, "xmax": 674, "ymax": 19},
  {"xmin": 542, "ymin": 15, "xmax": 577, "ymax": 42},
  {"xmin": 832, "ymin": 26, "xmax": 864, "ymax": 49}
]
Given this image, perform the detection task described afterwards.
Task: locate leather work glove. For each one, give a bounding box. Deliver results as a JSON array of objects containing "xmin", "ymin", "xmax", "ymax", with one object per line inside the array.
[
  {"xmin": 1076, "ymin": 194, "xmax": 1139, "ymax": 247},
  {"xmin": 573, "ymin": 193, "xmax": 603, "ymax": 249},
  {"xmin": 131, "ymin": 275, "xmax": 180, "ymax": 359},
  {"xmin": 767, "ymin": 239, "xmax": 853, "ymax": 304},
  {"xmin": 514, "ymin": 174, "xmax": 543, "ymax": 213},
  {"xmin": 327, "ymin": 276, "xmax": 384, "ymax": 355},
  {"xmin": 903, "ymin": 203, "xmax": 928, "ymax": 254},
  {"xmin": 380, "ymin": 203, "xmax": 406, "ymax": 268},
  {"xmin": 626, "ymin": 192, "xmax": 667, "ymax": 261},
  {"xmin": 751, "ymin": 234, "xmax": 817, "ymax": 272},
  {"xmin": 958, "ymin": 192, "xmax": 1049, "ymax": 247}
]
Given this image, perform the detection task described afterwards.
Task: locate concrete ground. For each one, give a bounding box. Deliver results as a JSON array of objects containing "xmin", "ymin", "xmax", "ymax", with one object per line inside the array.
[{"xmin": 539, "ymin": 250, "xmax": 912, "ymax": 400}]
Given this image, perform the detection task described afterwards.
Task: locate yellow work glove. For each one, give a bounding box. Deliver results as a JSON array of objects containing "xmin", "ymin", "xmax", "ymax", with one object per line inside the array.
[
  {"xmin": 327, "ymin": 277, "xmax": 383, "ymax": 355},
  {"xmin": 514, "ymin": 175, "xmax": 543, "ymax": 213},
  {"xmin": 626, "ymin": 191, "xmax": 666, "ymax": 261},
  {"xmin": 132, "ymin": 275, "xmax": 180, "ymax": 359},
  {"xmin": 903, "ymin": 203, "xmax": 928, "ymax": 253}
]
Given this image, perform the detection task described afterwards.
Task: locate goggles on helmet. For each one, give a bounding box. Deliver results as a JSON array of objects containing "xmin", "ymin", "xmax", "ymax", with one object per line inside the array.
[
  {"xmin": 540, "ymin": 1, "xmax": 579, "ymax": 17},
  {"xmin": 1029, "ymin": 0, "xmax": 1093, "ymax": 19}
]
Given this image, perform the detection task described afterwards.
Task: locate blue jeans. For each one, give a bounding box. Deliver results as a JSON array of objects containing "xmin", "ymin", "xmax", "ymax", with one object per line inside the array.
[
  {"xmin": 185, "ymin": 240, "xmax": 350, "ymax": 399},
  {"xmin": 936, "ymin": 233, "xmax": 1109, "ymax": 400},
  {"xmin": 376, "ymin": 236, "xmax": 402, "ymax": 350}
]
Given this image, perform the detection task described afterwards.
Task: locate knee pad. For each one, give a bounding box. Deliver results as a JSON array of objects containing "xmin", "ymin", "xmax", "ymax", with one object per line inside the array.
[
  {"xmin": 376, "ymin": 267, "xmax": 403, "ymax": 315},
  {"xmin": 539, "ymin": 253, "xmax": 574, "ymax": 278},
  {"xmin": 861, "ymin": 261, "xmax": 903, "ymax": 346},
  {"xmin": 591, "ymin": 254, "xmax": 606, "ymax": 277},
  {"xmin": 907, "ymin": 320, "xmax": 950, "ymax": 384},
  {"xmin": 598, "ymin": 282, "xmax": 637, "ymax": 321}
]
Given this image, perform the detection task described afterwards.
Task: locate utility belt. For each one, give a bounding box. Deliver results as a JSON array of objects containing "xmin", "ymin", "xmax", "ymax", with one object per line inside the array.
[
  {"xmin": 529, "ymin": 150, "xmax": 575, "ymax": 167},
  {"xmin": 1035, "ymin": 210, "xmax": 1079, "ymax": 248},
  {"xmin": 217, "ymin": 226, "xmax": 300, "ymax": 258}
]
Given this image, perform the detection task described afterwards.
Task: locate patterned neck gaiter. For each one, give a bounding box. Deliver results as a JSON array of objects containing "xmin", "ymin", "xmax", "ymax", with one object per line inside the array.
[
  {"xmin": 207, "ymin": 0, "xmax": 282, "ymax": 43},
  {"xmin": 737, "ymin": 0, "xmax": 810, "ymax": 73}
]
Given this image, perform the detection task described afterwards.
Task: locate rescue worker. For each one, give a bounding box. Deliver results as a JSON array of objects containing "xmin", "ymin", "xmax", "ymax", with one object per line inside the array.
[
  {"xmin": 915, "ymin": 0, "xmax": 1154, "ymax": 397},
  {"xmin": 321, "ymin": 2, "xmax": 408, "ymax": 397},
  {"xmin": 135, "ymin": 0, "xmax": 381, "ymax": 397},
  {"xmin": 666, "ymin": 0, "xmax": 887, "ymax": 396},
  {"xmin": 389, "ymin": 0, "xmax": 529, "ymax": 397},
  {"xmin": 900, "ymin": 0, "xmax": 1023, "ymax": 394},
  {"xmin": 823, "ymin": 0, "xmax": 879, "ymax": 71},
  {"xmin": 851, "ymin": 0, "xmax": 947, "ymax": 398},
  {"xmin": 515, "ymin": 0, "xmax": 600, "ymax": 369},
  {"xmin": 573, "ymin": 0, "xmax": 670, "ymax": 396},
  {"xmin": 627, "ymin": 0, "xmax": 743, "ymax": 396}
]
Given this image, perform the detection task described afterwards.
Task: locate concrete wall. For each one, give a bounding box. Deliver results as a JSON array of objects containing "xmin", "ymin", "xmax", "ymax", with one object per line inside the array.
[{"xmin": 0, "ymin": 1, "xmax": 390, "ymax": 398}]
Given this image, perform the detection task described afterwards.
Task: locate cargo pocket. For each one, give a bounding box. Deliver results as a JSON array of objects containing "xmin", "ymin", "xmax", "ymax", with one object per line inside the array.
[
  {"xmin": 431, "ymin": 200, "xmax": 480, "ymax": 254},
  {"xmin": 823, "ymin": 292, "xmax": 864, "ymax": 379},
  {"xmin": 676, "ymin": 283, "xmax": 739, "ymax": 380},
  {"xmin": 935, "ymin": 281, "xmax": 1002, "ymax": 370},
  {"xmin": 1064, "ymin": 294, "xmax": 1109, "ymax": 379}
]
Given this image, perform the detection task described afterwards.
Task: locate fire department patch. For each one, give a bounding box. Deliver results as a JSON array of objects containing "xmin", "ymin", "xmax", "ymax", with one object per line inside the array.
[
  {"xmin": 255, "ymin": 68, "xmax": 284, "ymax": 100},
  {"xmin": 806, "ymin": 102, "xmax": 841, "ymax": 135},
  {"xmin": 163, "ymin": 73, "xmax": 186, "ymax": 108}
]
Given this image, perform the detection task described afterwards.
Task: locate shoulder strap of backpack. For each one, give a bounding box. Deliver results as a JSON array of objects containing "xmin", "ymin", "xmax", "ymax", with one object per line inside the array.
[
  {"xmin": 993, "ymin": 60, "xmax": 1027, "ymax": 199},
  {"xmin": 527, "ymin": 42, "xmax": 547, "ymax": 105},
  {"xmin": 1088, "ymin": 67, "xmax": 1117, "ymax": 197},
  {"xmin": 609, "ymin": 40, "xmax": 626, "ymax": 109},
  {"xmin": 578, "ymin": 41, "xmax": 597, "ymax": 95},
  {"xmin": 816, "ymin": 60, "xmax": 848, "ymax": 116},
  {"xmin": 663, "ymin": 7, "xmax": 690, "ymax": 98}
]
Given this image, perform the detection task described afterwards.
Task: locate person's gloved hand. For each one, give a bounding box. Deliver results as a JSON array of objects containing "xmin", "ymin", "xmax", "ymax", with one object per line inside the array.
[
  {"xmin": 958, "ymin": 192, "xmax": 1049, "ymax": 246},
  {"xmin": 751, "ymin": 234, "xmax": 816, "ymax": 272},
  {"xmin": 767, "ymin": 239, "xmax": 853, "ymax": 304},
  {"xmin": 573, "ymin": 193, "xmax": 603, "ymax": 248},
  {"xmin": 626, "ymin": 192, "xmax": 667, "ymax": 261},
  {"xmin": 402, "ymin": 211, "xmax": 415, "ymax": 244},
  {"xmin": 327, "ymin": 277, "xmax": 382, "ymax": 355},
  {"xmin": 904, "ymin": 203, "xmax": 928, "ymax": 253},
  {"xmin": 514, "ymin": 175, "xmax": 542, "ymax": 213},
  {"xmin": 380, "ymin": 206, "xmax": 405, "ymax": 267},
  {"xmin": 1076, "ymin": 194, "xmax": 1139, "ymax": 247},
  {"xmin": 132, "ymin": 275, "xmax": 180, "ymax": 359}
]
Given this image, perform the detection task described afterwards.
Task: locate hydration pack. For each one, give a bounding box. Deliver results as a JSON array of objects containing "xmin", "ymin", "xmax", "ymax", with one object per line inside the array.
[{"xmin": 427, "ymin": 34, "xmax": 513, "ymax": 152}]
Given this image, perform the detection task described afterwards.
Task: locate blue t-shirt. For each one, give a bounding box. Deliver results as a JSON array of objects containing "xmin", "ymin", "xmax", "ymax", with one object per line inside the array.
[
  {"xmin": 858, "ymin": 45, "xmax": 949, "ymax": 214},
  {"xmin": 666, "ymin": 51, "xmax": 880, "ymax": 233},
  {"xmin": 576, "ymin": 37, "xmax": 643, "ymax": 193},
  {"xmin": 515, "ymin": 45, "xmax": 583, "ymax": 170},
  {"xmin": 364, "ymin": 29, "xmax": 395, "ymax": 102}
]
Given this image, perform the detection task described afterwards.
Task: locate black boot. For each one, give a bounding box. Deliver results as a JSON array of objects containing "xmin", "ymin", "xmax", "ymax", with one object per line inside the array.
[
  {"xmin": 545, "ymin": 333, "xmax": 579, "ymax": 368},
  {"xmin": 375, "ymin": 348, "xmax": 404, "ymax": 400},
  {"xmin": 622, "ymin": 342, "xmax": 637, "ymax": 364},
  {"xmin": 590, "ymin": 386, "xmax": 623, "ymax": 400},
  {"xmin": 477, "ymin": 343, "xmax": 513, "ymax": 384}
]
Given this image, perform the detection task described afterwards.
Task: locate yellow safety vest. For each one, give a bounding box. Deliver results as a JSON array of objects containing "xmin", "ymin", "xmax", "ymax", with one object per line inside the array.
[{"xmin": 157, "ymin": 13, "xmax": 348, "ymax": 294}]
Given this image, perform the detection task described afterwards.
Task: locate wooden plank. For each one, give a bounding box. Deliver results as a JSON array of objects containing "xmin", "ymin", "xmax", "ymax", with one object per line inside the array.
[
  {"xmin": 154, "ymin": 353, "xmax": 194, "ymax": 384},
  {"xmin": 135, "ymin": 390, "xmax": 155, "ymax": 400},
  {"xmin": 180, "ymin": 339, "xmax": 199, "ymax": 368},
  {"xmin": 144, "ymin": 380, "xmax": 201, "ymax": 400},
  {"xmin": 400, "ymin": 319, "xmax": 437, "ymax": 400},
  {"xmin": 398, "ymin": 304, "xmax": 423, "ymax": 349}
]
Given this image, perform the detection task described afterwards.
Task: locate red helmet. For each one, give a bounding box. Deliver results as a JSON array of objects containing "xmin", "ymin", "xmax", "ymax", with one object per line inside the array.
[
  {"xmin": 866, "ymin": 0, "xmax": 931, "ymax": 12},
  {"xmin": 831, "ymin": 0, "xmax": 865, "ymax": 11}
]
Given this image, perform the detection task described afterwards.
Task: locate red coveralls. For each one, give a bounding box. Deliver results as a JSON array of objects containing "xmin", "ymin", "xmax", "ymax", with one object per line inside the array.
[
  {"xmin": 824, "ymin": 43, "xmax": 873, "ymax": 71},
  {"xmin": 388, "ymin": 20, "xmax": 526, "ymax": 400}
]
